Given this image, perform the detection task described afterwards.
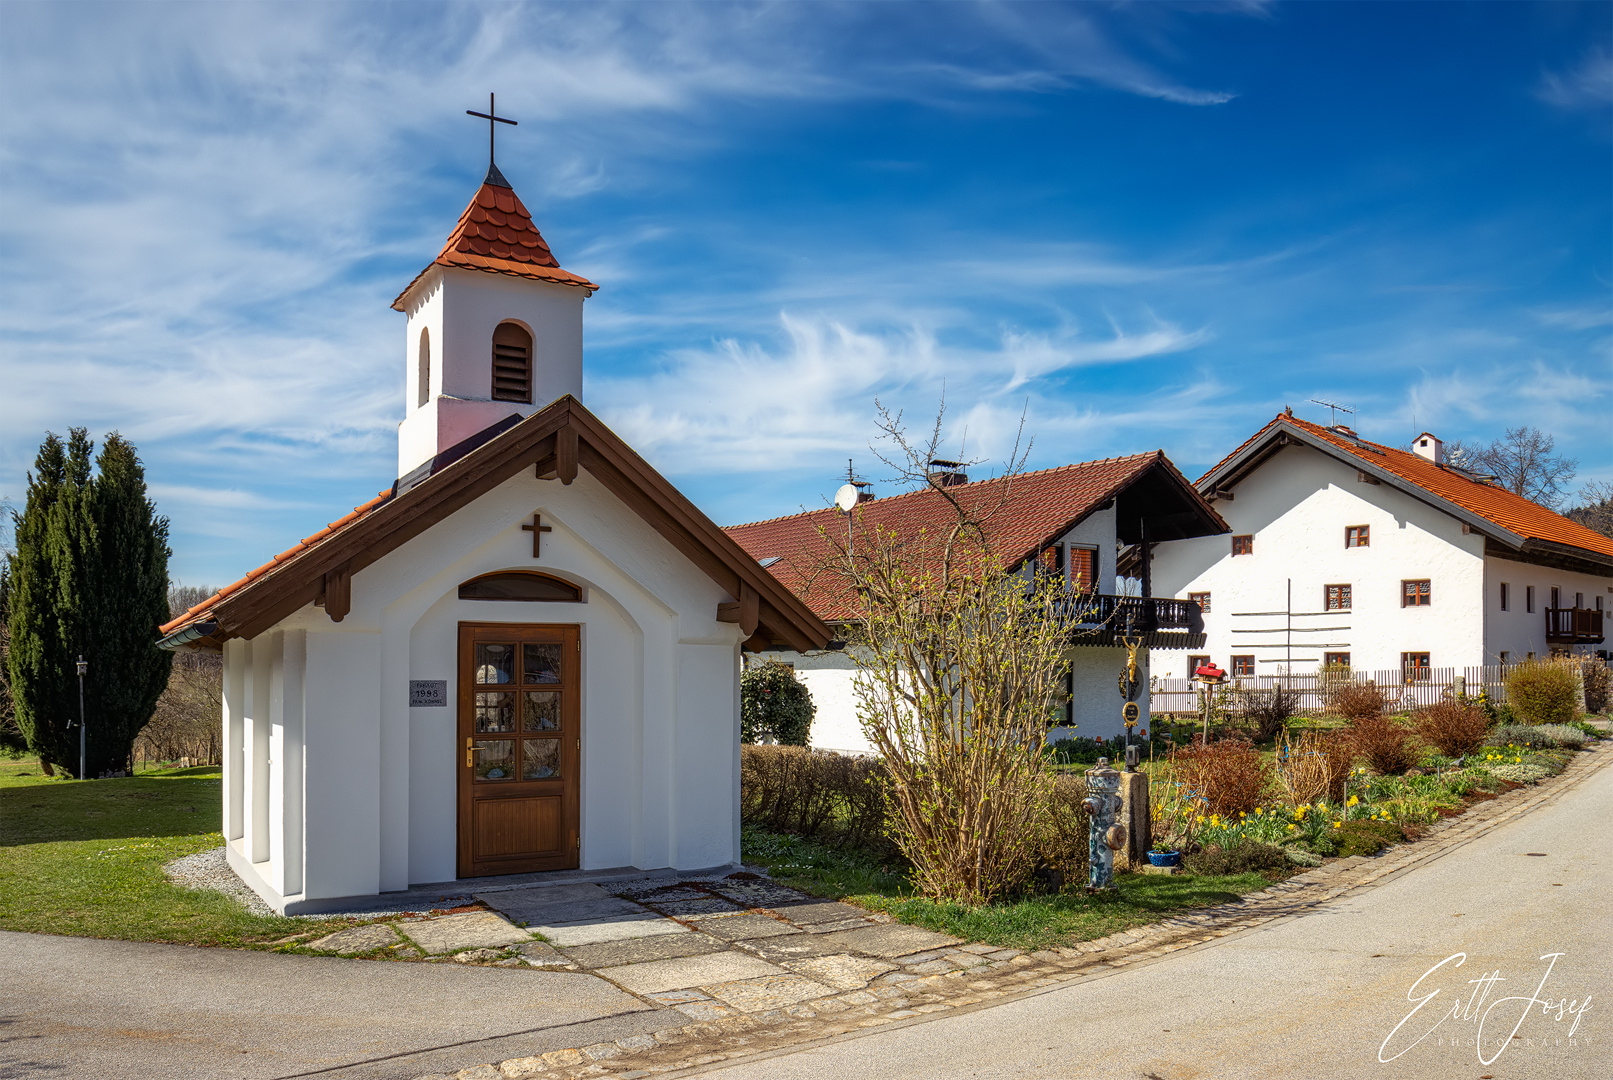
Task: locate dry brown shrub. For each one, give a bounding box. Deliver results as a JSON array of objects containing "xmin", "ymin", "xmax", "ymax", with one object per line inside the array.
[
  {"xmin": 739, "ymin": 744, "xmax": 888, "ymax": 846},
  {"xmin": 1349, "ymin": 714, "xmax": 1420, "ymax": 775},
  {"xmin": 1275, "ymin": 729, "xmax": 1353, "ymax": 806},
  {"xmin": 1414, "ymin": 699, "xmax": 1490, "ymax": 758},
  {"xmin": 1329, "ymin": 680, "xmax": 1389, "ymax": 722},
  {"xmin": 1167, "ymin": 737, "xmax": 1271, "ymax": 816},
  {"xmin": 1030, "ymin": 774, "xmax": 1090, "ymax": 892}
]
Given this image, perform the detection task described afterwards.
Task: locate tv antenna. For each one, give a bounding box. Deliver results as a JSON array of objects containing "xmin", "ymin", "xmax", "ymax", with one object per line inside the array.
[{"xmin": 1309, "ymin": 398, "xmax": 1355, "ymax": 427}]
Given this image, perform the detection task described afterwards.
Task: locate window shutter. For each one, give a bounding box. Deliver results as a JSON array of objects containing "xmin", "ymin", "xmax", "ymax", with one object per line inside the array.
[{"xmin": 492, "ymin": 322, "xmax": 533, "ymax": 403}]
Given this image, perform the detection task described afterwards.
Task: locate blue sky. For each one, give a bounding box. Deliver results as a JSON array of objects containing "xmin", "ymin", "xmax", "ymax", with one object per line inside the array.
[{"xmin": 2, "ymin": 1, "xmax": 1609, "ymax": 588}]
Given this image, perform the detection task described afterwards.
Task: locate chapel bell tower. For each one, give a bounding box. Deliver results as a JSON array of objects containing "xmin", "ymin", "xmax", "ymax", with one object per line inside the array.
[{"xmin": 392, "ymin": 120, "xmax": 596, "ymax": 479}]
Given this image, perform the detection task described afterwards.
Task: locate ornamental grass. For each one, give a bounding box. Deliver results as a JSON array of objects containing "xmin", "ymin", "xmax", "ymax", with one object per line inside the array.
[{"xmin": 1275, "ymin": 728, "xmax": 1352, "ymax": 806}]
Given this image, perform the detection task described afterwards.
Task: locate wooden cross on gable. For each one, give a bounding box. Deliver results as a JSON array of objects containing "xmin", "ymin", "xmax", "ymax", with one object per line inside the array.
[{"xmin": 521, "ymin": 513, "xmax": 553, "ymax": 558}]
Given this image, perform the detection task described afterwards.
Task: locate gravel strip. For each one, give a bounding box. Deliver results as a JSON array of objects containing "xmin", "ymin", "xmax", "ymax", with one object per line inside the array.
[{"xmin": 162, "ymin": 847, "xmax": 475, "ymax": 920}]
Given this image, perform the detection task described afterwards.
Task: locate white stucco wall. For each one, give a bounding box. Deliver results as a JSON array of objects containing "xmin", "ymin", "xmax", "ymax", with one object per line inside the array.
[
  {"xmin": 224, "ymin": 466, "xmax": 747, "ymax": 913},
  {"xmin": 397, "ymin": 267, "xmax": 587, "ymax": 476},
  {"xmin": 1483, "ymin": 557, "xmax": 1611, "ymax": 662},
  {"xmin": 1150, "ymin": 443, "xmax": 1492, "ymax": 677}
]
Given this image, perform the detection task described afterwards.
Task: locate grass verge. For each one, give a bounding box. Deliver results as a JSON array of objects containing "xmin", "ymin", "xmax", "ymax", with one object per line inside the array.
[
  {"xmin": 0, "ymin": 757, "xmax": 337, "ymax": 945},
  {"xmin": 742, "ymin": 825, "xmax": 1270, "ymax": 951}
]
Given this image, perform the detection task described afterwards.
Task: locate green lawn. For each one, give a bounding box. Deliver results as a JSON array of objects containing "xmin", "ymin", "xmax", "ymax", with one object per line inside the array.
[
  {"xmin": 741, "ymin": 826, "xmax": 1271, "ymax": 952},
  {"xmin": 0, "ymin": 757, "xmax": 336, "ymax": 945}
]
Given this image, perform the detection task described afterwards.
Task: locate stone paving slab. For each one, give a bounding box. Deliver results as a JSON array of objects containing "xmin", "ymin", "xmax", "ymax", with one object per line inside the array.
[
  {"xmin": 641, "ymin": 896, "xmax": 743, "ymax": 918},
  {"xmin": 401, "ymin": 911, "xmax": 533, "ymax": 955},
  {"xmin": 780, "ymin": 953, "xmax": 897, "ymax": 990},
  {"xmin": 764, "ymin": 900, "xmax": 870, "ymax": 925},
  {"xmin": 732, "ymin": 934, "xmax": 852, "ymax": 962},
  {"xmin": 812, "ymin": 923, "xmax": 962, "ymax": 957},
  {"xmin": 704, "ymin": 882, "xmax": 807, "ymax": 907},
  {"xmin": 560, "ymin": 932, "xmax": 727, "ymax": 969},
  {"xmin": 598, "ymin": 951, "xmax": 784, "ymax": 994},
  {"xmin": 534, "ymin": 914, "xmax": 689, "ymax": 948},
  {"xmin": 306, "ymin": 922, "xmax": 400, "ymax": 954},
  {"xmin": 486, "ymin": 893, "xmax": 649, "ymax": 926},
  {"xmin": 700, "ymin": 973, "xmax": 835, "ymax": 1013},
  {"xmin": 698, "ymin": 913, "xmax": 802, "ymax": 941}
]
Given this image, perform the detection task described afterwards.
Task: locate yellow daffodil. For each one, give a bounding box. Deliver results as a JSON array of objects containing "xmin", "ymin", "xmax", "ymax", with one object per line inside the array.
[
  {"xmin": 1333, "ymin": 821, "xmax": 1342, "ymax": 829},
  {"xmin": 1347, "ymin": 795, "xmax": 1359, "ymax": 806},
  {"xmin": 1255, "ymin": 807, "xmax": 1264, "ymax": 816}
]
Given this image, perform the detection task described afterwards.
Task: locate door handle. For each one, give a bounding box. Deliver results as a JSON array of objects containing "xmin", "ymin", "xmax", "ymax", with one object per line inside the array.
[{"xmin": 466, "ymin": 737, "xmax": 489, "ymax": 768}]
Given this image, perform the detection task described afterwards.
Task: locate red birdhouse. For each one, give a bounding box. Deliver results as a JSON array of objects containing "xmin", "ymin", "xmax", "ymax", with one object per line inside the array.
[{"xmin": 1194, "ymin": 662, "xmax": 1226, "ymax": 682}]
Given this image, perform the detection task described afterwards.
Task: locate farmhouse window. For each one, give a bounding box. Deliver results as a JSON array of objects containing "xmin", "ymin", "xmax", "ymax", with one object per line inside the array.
[
  {"xmin": 1526, "ymin": 585, "xmax": 1535, "ymax": 613},
  {"xmin": 1324, "ymin": 652, "xmax": 1351, "ymax": 669},
  {"xmin": 1231, "ymin": 535, "xmax": 1254, "ymax": 556},
  {"xmin": 1499, "ymin": 582, "xmax": 1509, "ymax": 611},
  {"xmin": 1575, "ymin": 592, "xmax": 1583, "ymax": 609},
  {"xmin": 1550, "ymin": 586, "xmax": 1560, "ymax": 608},
  {"xmin": 1402, "ymin": 580, "xmax": 1431, "ymax": 607},
  {"xmin": 1188, "ymin": 591, "xmax": 1211, "ymax": 613},
  {"xmin": 417, "ymin": 328, "xmax": 431, "ymax": 408},
  {"xmin": 1231, "ymin": 655, "xmax": 1255, "ymax": 676},
  {"xmin": 1345, "ymin": 525, "xmax": 1369, "ymax": 548},
  {"xmin": 1325, "ymin": 584, "xmax": 1352, "ymax": 611},
  {"xmin": 1401, "ymin": 652, "xmax": 1430, "ymax": 681},
  {"xmin": 1069, "ymin": 546, "xmax": 1097, "ymax": 591},
  {"xmin": 1188, "ymin": 655, "xmax": 1209, "ymax": 675}
]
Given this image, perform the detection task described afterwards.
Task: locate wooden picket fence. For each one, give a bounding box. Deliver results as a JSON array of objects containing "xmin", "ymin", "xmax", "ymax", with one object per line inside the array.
[{"xmin": 1150, "ymin": 656, "xmax": 1605, "ymax": 717}]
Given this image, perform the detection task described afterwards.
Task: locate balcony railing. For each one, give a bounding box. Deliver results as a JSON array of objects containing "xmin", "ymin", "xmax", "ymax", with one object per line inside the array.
[
  {"xmin": 1059, "ymin": 594, "xmax": 1204, "ymax": 644},
  {"xmin": 1545, "ymin": 607, "xmax": 1605, "ymax": 645}
]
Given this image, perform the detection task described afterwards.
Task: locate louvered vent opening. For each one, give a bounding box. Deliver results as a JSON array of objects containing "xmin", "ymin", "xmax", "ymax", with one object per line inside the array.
[{"xmin": 492, "ymin": 322, "xmax": 533, "ymax": 403}]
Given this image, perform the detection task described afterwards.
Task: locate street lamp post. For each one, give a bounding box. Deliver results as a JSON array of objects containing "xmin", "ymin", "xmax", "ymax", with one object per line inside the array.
[{"xmin": 76, "ymin": 655, "xmax": 88, "ymax": 780}]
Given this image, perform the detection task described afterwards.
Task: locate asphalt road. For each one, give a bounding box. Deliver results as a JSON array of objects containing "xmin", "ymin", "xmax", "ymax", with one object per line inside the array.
[
  {"xmin": 0, "ymin": 933, "xmax": 670, "ymax": 1079},
  {"xmin": 703, "ymin": 759, "xmax": 1612, "ymax": 1080}
]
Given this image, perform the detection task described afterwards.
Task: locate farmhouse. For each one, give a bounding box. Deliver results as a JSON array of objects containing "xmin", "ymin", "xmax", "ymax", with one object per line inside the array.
[
  {"xmin": 158, "ymin": 164, "xmax": 829, "ymax": 914},
  {"xmin": 726, "ymin": 453, "xmax": 1227, "ymax": 753},
  {"xmin": 1149, "ymin": 411, "xmax": 1612, "ymax": 681}
]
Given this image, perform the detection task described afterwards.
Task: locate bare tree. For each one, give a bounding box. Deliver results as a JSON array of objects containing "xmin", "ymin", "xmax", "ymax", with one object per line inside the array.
[
  {"xmin": 1460, "ymin": 426, "xmax": 1578, "ymax": 508},
  {"xmin": 814, "ymin": 400, "xmax": 1090, "ymax": 904},
  {"xmin": 133, "ymin": 583, "xmax": 222, "ymax": 767},
  {"xmin": 1566, "ymin": 479, "xmax": 1613, "ymax": 539}
]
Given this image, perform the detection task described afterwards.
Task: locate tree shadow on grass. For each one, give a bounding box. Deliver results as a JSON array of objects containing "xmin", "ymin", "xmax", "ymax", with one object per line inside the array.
[{"xmin": 0, "ymin": 776, "xmax": 222, "ymax": 846}]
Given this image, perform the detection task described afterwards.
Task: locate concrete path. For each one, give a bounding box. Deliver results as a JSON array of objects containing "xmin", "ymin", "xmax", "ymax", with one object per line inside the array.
[
  {"xmin": 696, "ymin": 751, "xmax": 1613, "ymax": 1080},
  {"xmin": 0, "ymin": 931, "xmax": 663, "ymax": 1080}
]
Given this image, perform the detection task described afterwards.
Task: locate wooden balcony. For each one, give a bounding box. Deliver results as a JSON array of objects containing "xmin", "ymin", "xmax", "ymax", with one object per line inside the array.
[
  {"xmin": 1545, "ymin": 607, "xmax": 1605, "ymax": 645},
  {"xmin": 1061, "ymin": 594, "xmax": 1205, "ymax": 649}
]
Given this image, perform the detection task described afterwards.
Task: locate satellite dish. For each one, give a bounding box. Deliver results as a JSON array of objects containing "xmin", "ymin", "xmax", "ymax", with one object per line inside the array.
[{"xmin": 834, "ymin": 484, "xmax": 859, "ymax": 512}]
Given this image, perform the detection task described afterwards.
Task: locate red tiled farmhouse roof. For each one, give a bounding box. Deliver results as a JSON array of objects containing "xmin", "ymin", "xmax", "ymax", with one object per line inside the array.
[
  {"xmin": 1202, "ymin": 414, "xmax": 1613, "ymax": 562},
  {"xmin": 725, "ymin": 452, "xmax": 1189, "ymax": 623}
]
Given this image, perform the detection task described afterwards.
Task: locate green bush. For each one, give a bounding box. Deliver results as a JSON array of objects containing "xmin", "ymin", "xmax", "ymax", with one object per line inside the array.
[
  {"xmin": 741, "ymin": 660, "xmax": 816, "ymax": 745},
  {"xmin": 1490, "ymin": 724, "xmax": 1560, "ymax": 750},
  {"xmin": 1184, "ymin": 841, "xmax": 1290, "ymax": 877},
  {"xmin": 739, "ymin": 744, "xmax": 888, "ymax": 847},
  {"xmin": 1505, "ymin": 663, "xmax": 1580, "ymax": 726},
  {"xmin": 1336, "ymin": 819, "xmax": 1402, "ymax": 857},
  {"xmin": 1532, "ymin": 724, "xmax": 1587, "ymax": 748}
]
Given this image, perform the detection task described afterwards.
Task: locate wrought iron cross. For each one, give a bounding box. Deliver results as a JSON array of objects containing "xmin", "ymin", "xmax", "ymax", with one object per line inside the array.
[
  {"xmin": 466, "ymin": 93, "xmax": 518, "ymax": 171},
  {"xmin": 521, "ymin": 513, "xmax": 553, "ymax": 558}
]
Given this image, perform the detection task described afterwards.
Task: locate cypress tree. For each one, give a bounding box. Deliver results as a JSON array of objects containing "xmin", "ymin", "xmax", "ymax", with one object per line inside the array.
[{"xmin": 6, "ymin": 430, "xmax": 171, "ymax": 777}]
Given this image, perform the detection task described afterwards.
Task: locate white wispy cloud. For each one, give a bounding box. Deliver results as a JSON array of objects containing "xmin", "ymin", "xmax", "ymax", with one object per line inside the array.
[{"xmin": 1538, "ymin": 47, "xmax": 1613, "ymax": 110}]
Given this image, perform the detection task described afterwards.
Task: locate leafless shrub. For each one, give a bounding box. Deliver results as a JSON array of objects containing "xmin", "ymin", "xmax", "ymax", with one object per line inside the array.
[
  {"xmin": 1349, "ymin": 714, "xmax": 1420, "ymax": 775},
  {"xmin": 1329, "ymin": 680, "xmax": 1389, "ymax": 722},
  {"xmin": 1414, "ymin": 699, "xmax": 1489, "ymax": 758},
  {"xmin": 1167, "ymin": 737, "xmax": 1270, "ymax": 817}
]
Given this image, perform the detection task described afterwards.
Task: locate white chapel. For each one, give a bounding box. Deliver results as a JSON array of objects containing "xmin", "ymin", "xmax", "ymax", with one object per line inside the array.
[{"xmin": 160, "ymin": 158, "xmax": 830, "ymax": 914}]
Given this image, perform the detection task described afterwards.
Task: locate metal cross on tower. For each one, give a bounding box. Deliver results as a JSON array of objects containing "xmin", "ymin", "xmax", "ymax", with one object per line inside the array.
[{"xmin": 466, "ymin": 93, "xmax": 518, "ymax": 178}]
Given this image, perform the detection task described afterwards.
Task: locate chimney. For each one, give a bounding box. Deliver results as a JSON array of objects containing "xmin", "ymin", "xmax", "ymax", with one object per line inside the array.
[
  {"xmin": 927, "ymin": 459, "xmax": 968, "ymax": 487},
  {"xmin": 1413, "ymin": 432, "xmax": 1443, "ymax": 465}
]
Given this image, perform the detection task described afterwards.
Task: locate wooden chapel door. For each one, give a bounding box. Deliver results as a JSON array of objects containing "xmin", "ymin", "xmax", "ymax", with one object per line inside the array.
[{"xmin": 457, "ymin": 623, "xmax": 580, "ymax": 877}]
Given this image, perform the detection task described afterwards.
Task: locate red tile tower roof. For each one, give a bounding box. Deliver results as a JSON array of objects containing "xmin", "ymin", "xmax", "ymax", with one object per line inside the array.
[
  {"xmin": 392, "ymin": 180, "xmax": 597, "ymax": 310},
  {"xmin": 1202, "ymin": 414, "xmax": 1613, "ymax": 562}
]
